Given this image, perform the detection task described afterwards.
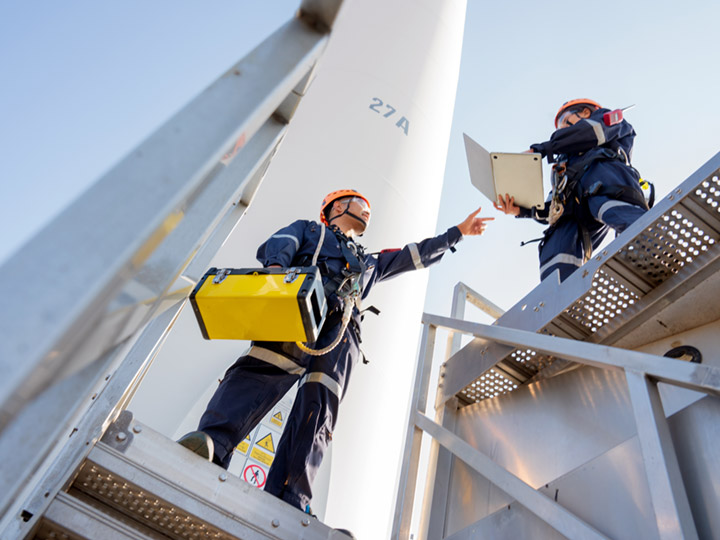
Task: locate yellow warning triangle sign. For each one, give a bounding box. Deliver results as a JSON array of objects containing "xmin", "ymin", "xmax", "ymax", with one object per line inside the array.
[
  {"xmin": 256, "ymin": 433, "xmax": 275, "ymax": 453},
  {"xmin": 273, "ymin": 411, "xmax": 283, "ymax": 422}
]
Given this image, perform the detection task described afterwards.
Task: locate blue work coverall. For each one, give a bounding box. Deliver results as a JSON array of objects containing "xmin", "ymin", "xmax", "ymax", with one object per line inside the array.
[
  {"xmin": 519, "ymin": 108, "xmax": 647, "ymax": 281},
  {"xmin": 197, "ymin": 219, "xmax": 463, "ymax": 510}
]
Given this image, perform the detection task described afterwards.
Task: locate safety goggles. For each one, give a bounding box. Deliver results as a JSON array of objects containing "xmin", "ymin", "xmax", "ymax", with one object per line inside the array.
[
  {"xmin": 340, "ymin": 196, "xmax": 371, "ymax": 217},
  {"xmin": 556, "ymin": 106, "xmax": 586, "ymax": 129}
]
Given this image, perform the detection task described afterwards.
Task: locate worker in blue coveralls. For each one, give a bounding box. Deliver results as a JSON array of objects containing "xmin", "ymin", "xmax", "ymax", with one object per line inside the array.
[
  {"xmin": 178, "ymin": 189, "xmax": 493, "ymax": 513},
  {"xmin": 494, "ymin": 98, "xmax": 649, "ymax": 281}
]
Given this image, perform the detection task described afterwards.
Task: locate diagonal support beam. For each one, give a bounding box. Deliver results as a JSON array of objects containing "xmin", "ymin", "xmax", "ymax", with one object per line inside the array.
[
  {"xmin": 0, "ymin": 11, "xmax": 331, "ymax": 434},
  {"xmin": 414, "ymin": 412, "xmax": 609, "ymax": 540},
  {"xmin": 431, "ymin": 314, "xmax": 720, "ymax": 404},
  {"xmin": 625, "ymin": 370, "xmax": 699, "ymax": 540}
]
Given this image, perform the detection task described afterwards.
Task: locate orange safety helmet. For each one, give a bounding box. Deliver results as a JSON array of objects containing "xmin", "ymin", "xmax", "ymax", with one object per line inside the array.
[
  {"xmin": 320, "ymin": 189, "xmax": 371, "ymax": 225},
  {"xmin": 554, "ymin": 98, "xmax": 602, "ymax": 128}
]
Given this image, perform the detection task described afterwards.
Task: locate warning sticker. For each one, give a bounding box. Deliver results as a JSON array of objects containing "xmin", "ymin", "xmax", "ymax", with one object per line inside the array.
[
  {"xmin": 256, "ymin": 432, "xmax": 275, "ymax": 453},
  {"xmin": 271, "ymin": 411, "xmax": 283, "ymax": 427},
  {"xmin": 243, "ymin": 464, "xmax": 267, "ymax": 488},
  {"xmin": 250, "ymin": 446, "xmax": 274, "ymax": 466},
  {"xmin": 236, "ymin": 435, "xmax": 251, "ymax": 455}
]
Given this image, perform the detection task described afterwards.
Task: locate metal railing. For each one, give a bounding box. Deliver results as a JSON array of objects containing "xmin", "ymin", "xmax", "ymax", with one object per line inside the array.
[
  {"xmin": 0, "ymin": 1, "xmax": 344, "ymax": 536},
  {"xmin": 392, "ymin": 309, "xmax": 720, "ymax": 540},
  {"xmin": 392, "ymin": 152, "xmax": 720, "ymax": 539},
  {"xmin": 438, "ymin": 152, "xmax": 720, "ymax": 409}
]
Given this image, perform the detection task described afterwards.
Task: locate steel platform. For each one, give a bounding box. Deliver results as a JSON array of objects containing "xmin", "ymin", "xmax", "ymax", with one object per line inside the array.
[
  {"xmin": 32, "ymin": 412, "xmax": 350, "ymax": 540},
  {"xmin": 441, "ymin": 151, "xmax": 720, "ymax": 406}
]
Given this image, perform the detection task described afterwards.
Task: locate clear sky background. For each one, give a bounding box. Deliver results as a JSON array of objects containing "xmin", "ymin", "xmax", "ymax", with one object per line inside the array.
[
  {"xmin": 427, "ymin": 0, "xmax": 720, "ymax": 320},
  {"xmin": 2, "ymin": 0, "xmax": 719, "ymax": 316}
]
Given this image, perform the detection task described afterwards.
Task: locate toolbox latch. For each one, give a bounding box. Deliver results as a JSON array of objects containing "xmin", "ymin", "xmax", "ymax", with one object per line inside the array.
[
  {"xmin": 213, "ymin": 268, "xmax": 232, "ymax": 284},
  {"xmin": 284, "ymin": 267, "xmax": 301, "ymax": 284}
]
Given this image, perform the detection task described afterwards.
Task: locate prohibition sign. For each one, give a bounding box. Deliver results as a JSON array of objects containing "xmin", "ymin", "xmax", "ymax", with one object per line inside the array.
[{"xmin": 243, "ymin": 464, "xmax": 267, "ymax": 488}]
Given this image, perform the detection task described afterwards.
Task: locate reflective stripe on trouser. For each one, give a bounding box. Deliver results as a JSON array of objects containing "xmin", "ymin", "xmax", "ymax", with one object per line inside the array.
[
  {"xmin": 581, "ymin": 160, "xmax": 647, "ymax": 235},
  {"xmin": 590, "ymin": 196, "xmax": 646, "ymax": 233},
  {"xmin": 538, "ymin": 219, "xmax": 601, "ymax": 282},
  {"xmin": 198, "ymin": 347, "xmax": 306, "ymax": 467},
  {"xmin": 264, "ymin": 329, "xmax": 360, "ymax": 510},
  {"xmin": 539, "ymin": 197, "xmax": 646, "ymax": 282},
  {"xmin": 538, "ymin": 161, "xmax": 648, "ymax": 282},
  {"xmin": 298, "ymin": 371, "xmax": 342, "ymax": 398}
]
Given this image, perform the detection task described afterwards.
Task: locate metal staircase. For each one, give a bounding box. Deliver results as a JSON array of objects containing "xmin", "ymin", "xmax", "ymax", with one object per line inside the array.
[
  {"xmin": 393, "ymin": 151, "xmax": 720, "ymax": 539},
  {"xmin": 0, "ymin": 2, "xmax": 347, "ymax": 538},
  {"xmin": 33, "ymin": 412, "xmax": 348, "ymax": 540}
]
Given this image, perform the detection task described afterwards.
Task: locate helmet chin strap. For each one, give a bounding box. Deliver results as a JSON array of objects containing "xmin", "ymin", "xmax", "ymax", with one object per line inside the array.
[{"xmin": 328, "ymin": 202, "xmax": 368, "ymax": 231}]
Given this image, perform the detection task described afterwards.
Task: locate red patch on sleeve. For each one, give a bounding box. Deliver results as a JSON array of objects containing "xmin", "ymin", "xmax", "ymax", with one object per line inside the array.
[{"xmin": 380, "ymin": 248, "xmax": 401, "ymax": 254}]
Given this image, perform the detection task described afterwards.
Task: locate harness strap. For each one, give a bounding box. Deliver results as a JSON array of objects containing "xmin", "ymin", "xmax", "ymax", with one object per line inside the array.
[
  {"xmin": 563, "ymin": 148, "xmax": 622, "ymax": 183},
  {"xmin": 311, "ymin": 223, "xmax": 326, "ymax": 266}
]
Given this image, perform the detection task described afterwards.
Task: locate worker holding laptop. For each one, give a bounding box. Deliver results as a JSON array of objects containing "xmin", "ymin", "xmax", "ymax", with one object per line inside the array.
[{"xmin": 493, "ymin": 99, "xmax": 649, "ymax": 281}]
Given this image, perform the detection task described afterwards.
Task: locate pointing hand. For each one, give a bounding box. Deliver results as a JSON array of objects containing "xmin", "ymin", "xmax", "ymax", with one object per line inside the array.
[{"xmin": 457, "ymin": 207, "xmax": 494, "ymax": 236}]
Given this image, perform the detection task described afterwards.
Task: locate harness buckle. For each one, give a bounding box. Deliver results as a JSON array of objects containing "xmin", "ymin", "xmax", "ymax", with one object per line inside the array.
[{"xmin": 548, "ymin": 199, "xmax": 564, "ymax": 226}]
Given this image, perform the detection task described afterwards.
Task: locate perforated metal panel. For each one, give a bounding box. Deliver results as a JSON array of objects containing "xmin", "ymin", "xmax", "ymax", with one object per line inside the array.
[
  {"xmin": 615, "ymin": 181, "xmax": 719, "ymax": 288},
  {"xmin": 458, "ymin": 169, "xmax": 720, "ymax": 405},
  {"xmin": 563, "ymin": 270, "xmax": 640, "ymax": 333},
  {"xmin": 459, "ymin": 369, "xmax": 519, "ymax": 402},
  {"xmin": 33, "ymin": 524, "xmax": 75, "ymax": 540},
  {"xmin": 73, "ymin": 463, "xmax": 233, "ymax": 540}
]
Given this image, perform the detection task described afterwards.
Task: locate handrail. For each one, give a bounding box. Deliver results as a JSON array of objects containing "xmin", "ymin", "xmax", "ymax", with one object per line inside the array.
[
  {"xmin": 446, "ymin": 282, "xmax": 504, "ymax": 358},
  {"xmin": 0, "ymin": 1, "xmax": 345, "ymax": 531},
  {"xmin": 393, "ymin": 311, "xmax": 715, "ymax": 539},
  {"xmin": 425, "ymin": 314, "xmax": 720, "ymax": 397}
]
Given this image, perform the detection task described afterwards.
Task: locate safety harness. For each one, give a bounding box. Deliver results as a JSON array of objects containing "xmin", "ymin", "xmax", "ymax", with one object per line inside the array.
[
  {"xmin": 295, "ymin": 224, "xmax": 368, "ymax": 356},
  {"xmin": 544, "ymin": 147, "xmax": 652, "ymax": 263}
]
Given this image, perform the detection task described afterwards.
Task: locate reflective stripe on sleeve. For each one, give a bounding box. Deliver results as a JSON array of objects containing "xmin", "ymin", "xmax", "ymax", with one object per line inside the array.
[
  {"xmin": 539, "ymin": 253, "xmax": 583, "ymax": 276},
  {"xmin": 597, "ymin": 199, "xmax": 636, "ymax": 223},
  {"xmin": 408, "ymin": 243, "xmax": 424, "ymax": 269},
  {"xmin": 248, "ymin": 346, "xmax": 305, "ymax": 375},
  {"xmin": 298, "ymin": 372, "xmax": 342, "ymax": 398},
  {"xmin": 585, "ymin": 119, "xmax": 606, "ymax": 146},
  {"xmin": 271, "ymin": 234, "xmax": 300, "ymax": 250}
]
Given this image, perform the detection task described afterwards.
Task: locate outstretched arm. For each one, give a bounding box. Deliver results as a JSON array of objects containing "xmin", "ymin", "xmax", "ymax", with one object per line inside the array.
[{"xmin": 369, "ymin": 207, "xmax": 494, "ymax": 285}]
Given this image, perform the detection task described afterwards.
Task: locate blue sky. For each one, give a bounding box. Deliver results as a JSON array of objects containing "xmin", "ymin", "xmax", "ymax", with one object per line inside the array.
[
  {"xmin": 428, "ymin": 0, "xmax": 720, "ymax": 314},
  {"xmin": 1, "ymin": 0, "xmax": 719, "ymax": 313},
  {"xmin": 0, "ymin": 1, "xmax": 297, "ymax": 263}
]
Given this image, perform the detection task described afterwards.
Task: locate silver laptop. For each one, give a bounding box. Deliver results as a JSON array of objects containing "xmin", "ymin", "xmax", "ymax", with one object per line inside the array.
[{"xmin": 463, "ymin": 133, "xmax": 545, "ymax": 210}]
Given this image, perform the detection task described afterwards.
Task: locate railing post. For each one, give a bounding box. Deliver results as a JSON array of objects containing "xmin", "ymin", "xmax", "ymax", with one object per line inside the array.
[
  {"xmin": 416, "ymin": 398, "xmax": 457, "ymax": 540},
  {"xmin": 625, "ymin": 370, "xmax": 699, "ymax": 540},
  {"xmin": 391, "ymin": 323, "xmax": 437, "ymax": 539}
]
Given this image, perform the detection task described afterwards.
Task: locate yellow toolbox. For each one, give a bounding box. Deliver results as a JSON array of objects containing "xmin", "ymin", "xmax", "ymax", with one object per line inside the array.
[{"xmin": 189, "ymin": 267, "xmax": 327, "ymax": 342}]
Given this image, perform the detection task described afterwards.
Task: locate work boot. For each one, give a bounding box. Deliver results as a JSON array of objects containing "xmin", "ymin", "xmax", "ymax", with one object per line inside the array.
[{"xmin": 177, "ymin": 431, "xmax": 214, "ymax": 461}]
